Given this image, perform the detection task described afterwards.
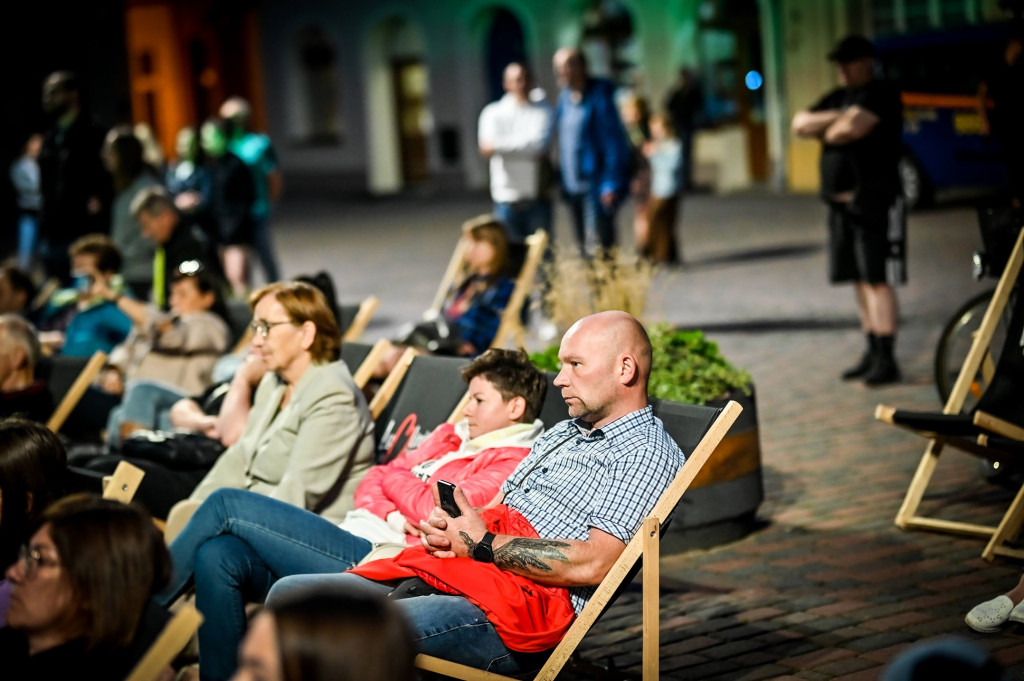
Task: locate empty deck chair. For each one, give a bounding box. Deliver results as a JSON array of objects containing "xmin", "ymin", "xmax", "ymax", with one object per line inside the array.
[
  {"xmin": 876, "ymin": 226, "xmax": 1024, "ymax": 560},
  {"xmin": 41, "ymin": 350, "xmax": 108, "ymax": 434}
]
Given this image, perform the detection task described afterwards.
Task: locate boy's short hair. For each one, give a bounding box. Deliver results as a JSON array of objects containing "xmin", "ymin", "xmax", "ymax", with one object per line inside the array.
[
  {"xmin": 461, "ymin": 348, "xmax": 547, "ymax": 423},
  {"xmin": 69, "ymin": 234, "xmax": 123, "ymax": 274}
]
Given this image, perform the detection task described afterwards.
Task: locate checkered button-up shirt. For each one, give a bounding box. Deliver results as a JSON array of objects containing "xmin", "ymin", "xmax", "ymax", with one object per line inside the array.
[{"xmin": 501, "ymin": 406, "xmax": 686, "ymax": 612}]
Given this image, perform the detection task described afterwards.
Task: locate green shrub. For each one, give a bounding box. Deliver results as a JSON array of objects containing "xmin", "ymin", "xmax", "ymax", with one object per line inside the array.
[{"xmin": 529, "ymin": 323, "xmax": 751, "ymax": 406}]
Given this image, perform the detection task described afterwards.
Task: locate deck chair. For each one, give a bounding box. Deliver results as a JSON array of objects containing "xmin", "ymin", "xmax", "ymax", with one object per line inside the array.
[
  {"xmin": 340, "ymin": 295, "xmax": 380, "ymax": 342},
  {"xmin": 370, "ymin": 350, "xmax": 472, "ymax": 463},
  {"xmin": 42, "ymin": 350, "xmax": 107, "ymax": 434},
  {"xmin": 414, "ymin": 399, "xmax": 742, "ymax": 681},
  {"xmin": 124, "ymin": 604, "xmax": 203, "ymax": 681},
  {"xmin": 876, "ymin": 226, "xmax": 1024, "ymax": 560},
  {"xmin": 427, "ymin": 230, "xmax": 549, "ymax": 350}
]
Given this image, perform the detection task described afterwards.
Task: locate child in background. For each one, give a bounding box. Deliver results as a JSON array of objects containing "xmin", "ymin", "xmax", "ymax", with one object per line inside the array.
[
  {"xmin": 10, "ymin": 134, "xmax": 43, "ymax": 272},
  {"xmin": 642, "ymin": 113, "xmax": 683, "ymax": 264}
]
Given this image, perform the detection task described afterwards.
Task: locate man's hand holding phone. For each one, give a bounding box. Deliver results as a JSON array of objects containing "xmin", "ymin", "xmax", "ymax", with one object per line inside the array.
[{"xmin": 421, "ymin": 480, "xmax": 487, "ymax": 559}]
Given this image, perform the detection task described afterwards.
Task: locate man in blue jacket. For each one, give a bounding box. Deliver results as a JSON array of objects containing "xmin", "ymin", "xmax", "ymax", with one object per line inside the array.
[{"xmin": 553, "ymin": 48, "xmax": 631, "ymax": 256}]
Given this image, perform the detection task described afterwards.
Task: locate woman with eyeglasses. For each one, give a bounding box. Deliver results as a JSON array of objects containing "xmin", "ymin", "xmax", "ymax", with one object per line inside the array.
[
  {"xmin": 0, "ymin": 419, "xmax": 67, "ymax": 629},
  {"xmin": 0, "ymin": 494, "xmax": 171, "ymax": 680},
  {"xmin": 174, "ymin": 280, "xmax": 375, "ymax": 525}
]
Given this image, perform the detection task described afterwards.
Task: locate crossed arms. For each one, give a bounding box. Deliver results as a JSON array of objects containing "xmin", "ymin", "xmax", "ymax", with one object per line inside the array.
[{"xmin": 791, "ymin": 105, "xmax": 879, "ymax": 145}]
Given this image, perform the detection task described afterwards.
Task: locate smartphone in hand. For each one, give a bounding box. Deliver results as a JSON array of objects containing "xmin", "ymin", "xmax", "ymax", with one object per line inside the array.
[{"xmin": 437, "ymin": 480, "xmax": 461, "ymax": 517}]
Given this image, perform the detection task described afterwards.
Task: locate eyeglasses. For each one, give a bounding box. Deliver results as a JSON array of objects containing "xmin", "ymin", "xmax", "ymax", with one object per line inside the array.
[
  {"xmin": 249, "ymin": 318, "xmax": 296, "ymax": 338},
  {"xmin": 17, "ymin": 544, "xmax": 60, "ymax": 579}
]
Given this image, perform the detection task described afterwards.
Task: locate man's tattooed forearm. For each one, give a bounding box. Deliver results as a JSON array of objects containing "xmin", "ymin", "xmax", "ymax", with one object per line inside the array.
[{"xmin": 495, "ymin": 538, "xmax": 571, "ymax": 573}]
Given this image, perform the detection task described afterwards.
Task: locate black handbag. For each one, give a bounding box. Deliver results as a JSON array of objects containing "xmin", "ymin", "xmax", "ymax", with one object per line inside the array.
[{"xmin": 121, "ymin": 430, "xmax": 226, "ymax": 470}]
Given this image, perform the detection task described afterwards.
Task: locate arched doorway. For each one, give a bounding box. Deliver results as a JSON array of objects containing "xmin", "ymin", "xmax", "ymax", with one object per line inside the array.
[
  {"xmin": 365, "ymin": 16, "xmax": 431, "ymax": 193},
  {"xmin": 484, "ymin": 8, "xmax": 526, "ymax": 103},
  {"xmin": 293, "ymin": 26, "xmax": 341, "ymax": 145}
]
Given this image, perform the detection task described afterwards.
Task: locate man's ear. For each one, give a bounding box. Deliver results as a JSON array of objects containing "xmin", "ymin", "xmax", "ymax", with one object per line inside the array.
[
  {"xmin": 619, "ymin": 354, "xmax": 639, "ymax": 386},
  {"xmin": 506, "ymin": 395, "xmax": 527, "ymax": 422}
]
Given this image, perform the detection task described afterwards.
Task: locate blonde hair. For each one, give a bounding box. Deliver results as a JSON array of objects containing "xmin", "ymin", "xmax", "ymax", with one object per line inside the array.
[
  {"xmin": 249, "ymin": 281, "xmax": 341, "ymax": 363},
  {"xmin": 462, "ymin": 214, "xmax": 509, "ymax": 276}
]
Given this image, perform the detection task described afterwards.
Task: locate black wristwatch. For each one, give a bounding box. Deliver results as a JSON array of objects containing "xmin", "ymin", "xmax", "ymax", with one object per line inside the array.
[{"xmin": 472, "ymin": 532, "xmax": 496, "ymax": 563}]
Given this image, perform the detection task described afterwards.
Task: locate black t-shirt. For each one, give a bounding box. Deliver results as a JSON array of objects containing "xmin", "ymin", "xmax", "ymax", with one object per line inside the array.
[
  {"xmin": 811, "ymin": 89, "xmax": 855, "ymax": 198},
  {"xmin": 811, "ymin": 79, "xmax": 903, "ymax": 217}
]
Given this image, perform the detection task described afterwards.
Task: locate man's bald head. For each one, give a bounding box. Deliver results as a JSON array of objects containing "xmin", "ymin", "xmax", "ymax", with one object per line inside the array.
[
  {"xmin": 503, "ymin": 62, "xmax": 530, "ymax": 101},
  {"xmin": 556, "ymin": 311, "xmax": 651, "ymax": 428}
]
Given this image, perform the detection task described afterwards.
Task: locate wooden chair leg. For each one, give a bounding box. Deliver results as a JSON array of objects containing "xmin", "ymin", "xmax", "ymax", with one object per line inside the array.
[
  {"xmin": 983, "ymin": 481, "xmax": 1024, "ymax": 561},
  {"xmin": 895, "ymin": 439, "xmax": 944, "ymax": 528},
  {"xmin": 642, "ymin": 517, "xmax": 660, "ymax": 681}
]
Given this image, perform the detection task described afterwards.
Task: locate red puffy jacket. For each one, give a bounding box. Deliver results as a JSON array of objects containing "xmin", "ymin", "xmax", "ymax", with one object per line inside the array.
[
  {"xmin": 350, "ymin": 504, "xmax": 576, "ymax": 652},
  {"xmin": 353, "ymin": 422, "xmax": 529, "ymax": 538}
]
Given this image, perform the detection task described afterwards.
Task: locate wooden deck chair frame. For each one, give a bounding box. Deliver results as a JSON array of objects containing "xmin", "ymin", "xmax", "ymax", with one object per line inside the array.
[
  {"xmin": 368, "ymin": 345, "xmax": 419, "ymax": 420},
  {"xmin": 414, "ymin": 400, "xmax": 743, "ymax": 681},
  {"xmin": 878, "ymin": 226, "xmax": 1024, "ymax": 560},
  {"xmin": 46, "ymin": 350, "xmax": 107, "ymax": 434},
  {"xmin": 351, "ymin": 338, "xmax": 392, "ymax": 392},
  {"xmin": 428, "ymin": 230, "xmax": 549, "ymax": 350},
  {"xmin": 124, "ymin": 604, "xmax": 203, "ymax": 681},
  {"xmin": 342, "ymin": 295, "xmax": 380, "ymax": 342}
]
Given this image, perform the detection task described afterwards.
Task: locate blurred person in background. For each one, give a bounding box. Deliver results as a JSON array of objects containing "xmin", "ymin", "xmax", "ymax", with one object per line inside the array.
[
  {"xmin": 200, "ymin": 117, "xmax": 256, "ymax": 299},
  {"xmin": 10, "ymin": 133, "xmax": 43, "ymax": 272},
  {"xmin": 477, "ymin": 63, "xmax": 554, "ymax": 251},
  {"xmin": 165, "ymin": 126, "xmax": 210, "ymax": 217},
  {"xmin": 0, "ymin": 266, "xmax": 36, "ymax": 317},
  {"xmin": 665, "ymin": 67, "xmax": 704, "ymax": 191},
  {"xmin": 38, "ymin": 234, "xmax": 131, "ymax": 357},
  {"xmin": 0, "ymin": 315, "xmax": 52, "ymax": 423},
  {"xmin": 552, "ymin": 48, "xmax": 631, "ymax": 256},
  {"xmin": 132, "ymin": 187, "xmax": 223, "ymax": 309},
  {"xmin": 37, "ymin": 71, "xmax": 111, "ymax": 285},
  {"xmin": 103, "ymin": 126, "xmax": 161, "ymax": 299},
  {"xmin": 618, "ymin": 92, "xmax": 651, "ymax": 253},
  {"xmin": 791, "ymin": 35, "xmax": 905, "ymax": 387},
  {"xmin": 220, "ymin": 97, "xmax": 283, "ymax": 285},
  {"xmin": 641, "ymin": 113, "xmax": 683, "ymax": 264}
]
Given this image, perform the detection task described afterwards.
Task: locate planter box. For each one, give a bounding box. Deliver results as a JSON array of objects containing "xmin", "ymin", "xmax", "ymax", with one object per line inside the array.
[{"xmin": 662, "ymin": 384, "xmax": 764, "ymax": 551}]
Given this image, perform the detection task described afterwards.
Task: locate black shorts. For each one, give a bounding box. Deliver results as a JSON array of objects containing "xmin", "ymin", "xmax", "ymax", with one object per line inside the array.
[{"xmin": 827, "ymin": 199, "xmax": 907, "ymax": 285}]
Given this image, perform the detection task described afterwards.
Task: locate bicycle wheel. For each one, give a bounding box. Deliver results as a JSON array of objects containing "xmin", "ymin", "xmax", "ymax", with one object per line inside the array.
[{"xmin": 933, "ymin": 289, "xmax": 1007, "ymax": 409}]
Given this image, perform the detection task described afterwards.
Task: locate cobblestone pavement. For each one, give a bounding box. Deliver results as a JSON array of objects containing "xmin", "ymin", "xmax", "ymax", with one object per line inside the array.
[{"xmin": 271, "ymin": 190, "xmax": 1024, "ymax": 680}]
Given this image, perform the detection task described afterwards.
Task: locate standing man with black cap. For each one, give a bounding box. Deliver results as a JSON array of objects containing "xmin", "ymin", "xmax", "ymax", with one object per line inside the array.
[{"xmin": 792, "ymin": 35, "xmax": 905, "ymax": 386}]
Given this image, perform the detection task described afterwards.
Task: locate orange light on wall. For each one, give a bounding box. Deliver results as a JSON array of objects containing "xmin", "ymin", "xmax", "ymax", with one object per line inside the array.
[{"xmin": 124, "ymin": 4, "xmax": 194, "ymax": 160}]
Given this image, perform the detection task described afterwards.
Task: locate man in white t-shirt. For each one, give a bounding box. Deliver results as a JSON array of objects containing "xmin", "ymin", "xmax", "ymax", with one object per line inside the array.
[{"xmin": 478, "ymin": 63, "xmax": 554, "ymax": 248}]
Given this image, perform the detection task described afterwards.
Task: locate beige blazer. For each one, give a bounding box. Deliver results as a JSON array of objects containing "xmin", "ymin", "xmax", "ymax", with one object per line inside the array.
[{"xmin": 190, "ymin": 360, "xmax": 375, "ymax": 523}]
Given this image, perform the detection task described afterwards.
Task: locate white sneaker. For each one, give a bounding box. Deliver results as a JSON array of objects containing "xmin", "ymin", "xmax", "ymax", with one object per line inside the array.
[{"xmin": 965, "ymin": 595, "xmax": 1014, "ymax": 633}]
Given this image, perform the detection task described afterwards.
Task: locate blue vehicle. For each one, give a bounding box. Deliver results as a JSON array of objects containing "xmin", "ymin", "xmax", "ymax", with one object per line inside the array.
[{"xmin": 876, "ymin": 23, "xmax": 1011, "ymax": 208}]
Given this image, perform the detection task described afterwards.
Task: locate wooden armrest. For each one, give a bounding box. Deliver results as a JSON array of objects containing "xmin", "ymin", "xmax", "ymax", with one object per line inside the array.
[
  {"xmin": 974, "ymin": 410, "xmax": 1024, "ymax": 441},
  {"xmin": 874, "ymin": 404, "xmax": 896, "ymax": 424}
]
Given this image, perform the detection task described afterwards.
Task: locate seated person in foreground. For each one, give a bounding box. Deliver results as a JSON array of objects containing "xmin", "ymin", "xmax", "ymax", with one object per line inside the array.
[
  {"xmin": 0, "ymin": 494, "xmax": 171, "ymax": 680},
  {"xmin": 0, "ymin": 419, "xmax": 68, "ymax": 627},
  {"xmin": 235, "ymin": 587, "xmax": 416, "ymax": 681},
  {"xmin": 160, "ymin": 347, "xmax": 547, "ymax": 681},
  {"xmin": 37, "ymin": 233, "xmax": 131, "ymax": 356},
  {"xmin": 0, "ymin": 315, "xmax": 52, "ymax": 422},
  {"xmin": 377, "ymin": 215, "xmax": 516, "ymax": 378},
  {"xmin": 184, "ymin": 281, "xmax": 376, "ymax": 522},
  {"xmin": 267, "ymin": 311, "xmax": 686, "ymax": 675}
]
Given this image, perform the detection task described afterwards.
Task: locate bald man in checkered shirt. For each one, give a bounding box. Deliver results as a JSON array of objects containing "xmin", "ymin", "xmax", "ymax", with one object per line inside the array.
[{"xmin": 267, "ymin": 311, "xmax": 684, "ymax": 675}]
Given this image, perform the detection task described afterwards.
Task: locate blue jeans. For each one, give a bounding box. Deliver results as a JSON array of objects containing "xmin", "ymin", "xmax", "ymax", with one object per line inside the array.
[
  {"xmin": 105, "ymin": 380, "xmax": 186, "ymax": 448},
  {"xmin": 565, "ymin": 191, "xmax": 617, "ymax": 255},
  {"xmin": 267, "ymin": 572, "xmax": 533, "ymax": 675},
  {"xmin": 493, "ymin": 199, "xmax": 552, "ymax": 245},
  {"xmin": 17, "ymin": 213, "xmax": 38, "ymax": 271},
  {"xmin": 159, "ymin": 489, "xmax": 374, "ymax": 681}
]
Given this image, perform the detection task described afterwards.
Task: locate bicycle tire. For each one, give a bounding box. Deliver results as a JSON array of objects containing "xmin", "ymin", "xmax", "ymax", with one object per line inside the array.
[{"xmin": 932, "ymin": 289, "xmax": 1005, "ymax": 409}]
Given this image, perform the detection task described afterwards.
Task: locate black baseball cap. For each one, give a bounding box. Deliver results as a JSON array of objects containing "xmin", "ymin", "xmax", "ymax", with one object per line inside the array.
[{"xmin": 828, "ymin": 35, "xmax": 876, "ymax": 62}]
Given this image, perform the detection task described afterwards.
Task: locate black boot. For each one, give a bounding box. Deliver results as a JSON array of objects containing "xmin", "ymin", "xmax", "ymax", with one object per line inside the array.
[
  {"xmin": 842, "ymin": 333, "xmax": 877, "ymax": 380},
  {"xmin": 863, "ymin": 334, "xmax": 901, "ymax": 386}
]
